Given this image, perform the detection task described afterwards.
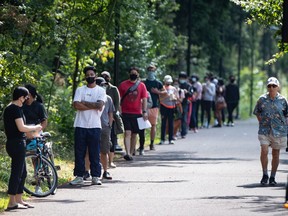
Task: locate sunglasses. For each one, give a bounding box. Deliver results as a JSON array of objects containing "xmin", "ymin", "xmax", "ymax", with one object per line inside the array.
[{"xmin": 267, "ymin": 85, "xmax": 277, "ymax": 88}]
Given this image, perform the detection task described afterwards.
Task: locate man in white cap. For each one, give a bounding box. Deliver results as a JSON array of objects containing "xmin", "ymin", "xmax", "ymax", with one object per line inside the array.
[{"xmin": 253, "ymin": 77, "xmax": 288, "ymax": 186}]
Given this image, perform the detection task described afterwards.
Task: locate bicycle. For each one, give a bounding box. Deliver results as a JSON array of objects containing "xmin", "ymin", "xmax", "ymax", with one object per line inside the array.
[{"xmin": 24, "ymin": 132, "xmax": 58, "ymax": 197}]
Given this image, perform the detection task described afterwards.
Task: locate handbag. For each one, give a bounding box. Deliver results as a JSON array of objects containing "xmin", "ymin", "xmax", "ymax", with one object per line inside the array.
[{"xmin": 216, "ymin": 96, "xmax": 227, "ymax": 110}]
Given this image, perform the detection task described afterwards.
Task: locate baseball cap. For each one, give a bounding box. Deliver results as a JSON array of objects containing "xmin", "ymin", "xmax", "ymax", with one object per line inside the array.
[
  {"xmin": 96, "ymin": 77, "xmax": 107, "ymax": 86},
  {"xmin": 163, "ymin": 75, "xmax": 173, "ymax": 83},
  {"xmin": 266, "ymin": 77, "xmax": 280, "ymax": 86},
  {"xmin": 101, "ymin": 71, "xmax": 111, "ymax": 78}
]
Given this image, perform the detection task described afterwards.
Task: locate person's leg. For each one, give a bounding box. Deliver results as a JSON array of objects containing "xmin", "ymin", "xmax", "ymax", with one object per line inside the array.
[
  {"xmin": 73, "ymin": 127, "xmax": 87, "ymax": 177},
  {"xmin": 260, "ymin": 145, "xmax": 269, "ymax": 172},
  {"xmin": 173, "ymin": 119, "xmax": 181, "ymax": 138},
  {"xmin": 189, "ymin": 101, "xmax": 196, "ymax": 129},
  {"xmin": 200, "ymin": 100, "xmax": 205, "ymax": 127},
  {"xmin": 271, "ymin": 149, "xmax": 280, "ymax": 176},
  {"xmin": 227, "ymin": 103, "xmax": 233, "ymax": 124},
  {"xmin": 130, "ymin": 133, "xmax": 138, "ymax": 155},
  {"xmin": 148, "ymin": 108, "xmax": 158, "ymax": 149},
  {"xmin": 84, "ymin": 148, "xmax": 90, "ymax": 177},
  {"xmin": 100, "ymin": 127, "xmax": 112, "ymax": 176},
  {"xmin": 139, "ymin": 129, "xmax": 145, "ymax": 151},
  {"xmin": 205, "ymin": 101, "xmax": 212, "ymax": 127},
  {"xmin": 88, "ymin": 128, "xmax": 102, "ymax": 178},
  {"xmin": 181, "ymin": 104, "xmax": 188, "ymax": 137},
  {"xmin": 168, "ymin": 108, "xmax": 175, "ymax": 142},
  {"xmin": 195, "ymin": 100, "xmax": 200, "ymax": 129},
  {"xmin": 109, "ymin": 122, "xmax": 117, "ymax": 167},
  {"xmin": 160, "ymin": 105, "xmax": 168, "ymax": 142},
  {"xmin": 230, "ymin": 102, "xmax": 238, "ymax": 124},
  {"xmin": 124, "ymin": 130, "xmax": 132, "ymax": 155}
]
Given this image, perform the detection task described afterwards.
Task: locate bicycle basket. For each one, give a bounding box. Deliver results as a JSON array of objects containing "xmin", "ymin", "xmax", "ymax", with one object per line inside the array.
[{"xmin": 26, "ymin": 139, "xmax": 37, "ymax": 151}]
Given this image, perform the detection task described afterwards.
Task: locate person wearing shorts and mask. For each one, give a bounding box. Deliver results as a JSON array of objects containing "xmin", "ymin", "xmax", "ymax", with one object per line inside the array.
[
  {"xmin": 253, "ymin": 77, "xmax": 288, "ymax": 186},
  {"xmin": 144, "ymin": 64, "xmax": 166, "ymax": 150}
]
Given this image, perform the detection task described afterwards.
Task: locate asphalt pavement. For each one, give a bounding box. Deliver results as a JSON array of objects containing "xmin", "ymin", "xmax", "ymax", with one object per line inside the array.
[{"xmin": 2, "ymin": 118, "xmax": 288, "ymax": 216}]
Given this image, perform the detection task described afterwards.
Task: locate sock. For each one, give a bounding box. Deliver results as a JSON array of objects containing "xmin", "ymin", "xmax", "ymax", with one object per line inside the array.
[
  {"xmin": 263, "ymin": 170, "xmax": 268, "ymax": 176},
  {"xmin": 270, "ymin": 172, "xmax": 276, "ymax": 178}
]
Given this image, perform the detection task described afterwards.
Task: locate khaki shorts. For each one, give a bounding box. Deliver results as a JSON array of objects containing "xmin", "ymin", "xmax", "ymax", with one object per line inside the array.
[
  {"xmin": 148, "ymin": 108, "xmax": 159, "ymax": 125},
  {"xmin": 100, "ymin": 126, "xmax": 112, "ymax": 154},
  {"xmin": 258, "ymin": 134, "xmax": 287, "ymax": 150}
]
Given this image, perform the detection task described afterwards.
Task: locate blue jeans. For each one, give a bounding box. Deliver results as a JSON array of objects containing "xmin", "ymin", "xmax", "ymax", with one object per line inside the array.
[
  {"xmin": 181, "ymin": 103, "xmax": 189, "ymax": 136},
  {"xmin": 74, "ymin": 127, "xmax": 101, "ymax": 177}
]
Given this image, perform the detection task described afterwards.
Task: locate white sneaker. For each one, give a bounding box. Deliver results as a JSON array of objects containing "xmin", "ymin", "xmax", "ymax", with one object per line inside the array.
[
  {"xmin": 92, "ymin": 177, "xmax": 102, "ymax": 185},
  {"xmin": 109, "ymin": 162, "xmax": 117, "ymax": 168},
  {"xmin": 69, "ymin": 177, "xmax": 84, "ymax": 185},
  {"xmin": 35, "ymin": 186, "xmax": 43, "ymax": 194}
]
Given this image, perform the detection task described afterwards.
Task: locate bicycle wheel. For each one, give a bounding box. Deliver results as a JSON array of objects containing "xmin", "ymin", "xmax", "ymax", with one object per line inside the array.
[{"xmin": 24, "ymin": 153, "xmax": 58, "ymax": 197}]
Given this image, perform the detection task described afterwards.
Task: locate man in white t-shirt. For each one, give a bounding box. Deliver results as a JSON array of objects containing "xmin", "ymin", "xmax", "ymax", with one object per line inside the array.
[{"xmin": 70, "ymin": 66, "xmax": 107, "ymax": 186}]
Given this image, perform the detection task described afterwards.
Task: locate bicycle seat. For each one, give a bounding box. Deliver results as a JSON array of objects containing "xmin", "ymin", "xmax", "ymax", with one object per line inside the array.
[{"xmin": 41, "ymin": 132, "xmax": 51, "ymax": 138}]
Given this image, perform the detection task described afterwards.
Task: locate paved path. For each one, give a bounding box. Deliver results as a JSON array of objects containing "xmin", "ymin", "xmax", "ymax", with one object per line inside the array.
[{"xmin": 2, "ymin": 118, "xmax": 288, "ymax": 216}]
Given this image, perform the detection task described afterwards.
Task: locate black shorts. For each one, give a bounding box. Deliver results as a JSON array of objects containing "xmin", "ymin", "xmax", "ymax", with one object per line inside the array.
[{"xmin": 121, "ymin": 113, "xmax": 142, "ymax": 133}]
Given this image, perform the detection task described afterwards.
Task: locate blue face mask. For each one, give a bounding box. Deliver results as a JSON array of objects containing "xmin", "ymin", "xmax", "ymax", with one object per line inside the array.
[
  {"xmin": 147, "ymin": 71, "xmax": 156, "ymax": 81},
  {"xmin": 179, "ymin": 79, "xmax": 186, "ymax": 84}
]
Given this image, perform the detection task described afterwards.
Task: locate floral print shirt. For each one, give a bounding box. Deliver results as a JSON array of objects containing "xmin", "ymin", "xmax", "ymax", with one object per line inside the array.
[{"xmin": 253, "ymin": 93, "xmax": 288, "ymax": 137}]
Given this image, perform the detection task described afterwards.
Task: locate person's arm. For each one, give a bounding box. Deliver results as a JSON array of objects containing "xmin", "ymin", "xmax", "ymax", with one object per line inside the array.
[
  {"xmin": 15, "ymin": 118, "xmax": 42, "ymax": 135},
  {"xmin": 108, "ymin": 111, "xmax": 114, "ymax": 127},
  {"xmin": 74, "ymin": 100, "xmax": 104, "ymax": 111},
  {"xmin": 113, "ymin": 87, "xmax": 121, "ymax": 112},
  {"xmin": 41, "ymin": 119, "xmax": 48, "ymax": 130}
]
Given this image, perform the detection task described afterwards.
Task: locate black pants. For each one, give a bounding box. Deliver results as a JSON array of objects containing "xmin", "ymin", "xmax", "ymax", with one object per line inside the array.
[
  {"xmin": 227, "ymin": 102, "xmax": 238, "ymax": 124},
  {"xmin": 160, "ymin": 105, "xmax": 174, "ymax": 142},
  {"xmin": 6, "ymin": 139, "xmax": 27, "ymax": 195}
]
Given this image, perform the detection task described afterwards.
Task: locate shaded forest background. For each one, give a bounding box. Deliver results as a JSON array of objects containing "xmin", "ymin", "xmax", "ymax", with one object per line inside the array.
[{"xmin": 1, "ymin": 0, "xmax": 288, "ymax": 146}]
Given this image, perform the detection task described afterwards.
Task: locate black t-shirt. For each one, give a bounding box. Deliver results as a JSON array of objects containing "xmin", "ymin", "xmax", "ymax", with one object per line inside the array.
[
  {"xmin": 23, "ymin": 101, "xmax": 48, "ymax": 125},
  {"xmin": 4, "ymin": 104, "xmax": 26, "ymax": 140},
  {"xmin": 144, "ymin": 79, "xmax": 164, "ymax": 108}
]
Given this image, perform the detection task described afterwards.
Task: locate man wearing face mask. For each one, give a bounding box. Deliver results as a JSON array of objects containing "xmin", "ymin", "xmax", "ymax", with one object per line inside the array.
[
  {"xmin": 70, "ymin": 66, "xmax": 107, "ymax": 186},
  {"xmin": 101, "ymin": 71, "xmax": 122, "ymax": 168},
  {"xmin": 118, "ymin": 67, "xmax": 148, "ymax": 161},
  {"xmin": 178, "ymin": 71, "xmax": 193, "ymax": 138},
  {"xmin": 144, "ymin": 64, "xmax": 165, "ymax": 151}
]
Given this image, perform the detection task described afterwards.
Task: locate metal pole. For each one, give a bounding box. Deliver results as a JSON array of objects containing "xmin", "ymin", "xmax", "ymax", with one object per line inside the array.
[{"xmin": 113, "ymin": 0, "xmax": 120, "ymax": 86}]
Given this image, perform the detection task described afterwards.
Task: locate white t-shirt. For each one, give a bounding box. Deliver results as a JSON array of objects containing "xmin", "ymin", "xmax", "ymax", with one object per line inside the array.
[{"xmin": 73, "ymin": 85, "xmax": 107, "ymax": 128}]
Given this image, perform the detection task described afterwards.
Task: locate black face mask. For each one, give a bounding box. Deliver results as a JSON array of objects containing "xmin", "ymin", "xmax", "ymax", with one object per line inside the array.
[
  {"xmin": 129, "ymin": 74, "xmax": 138, "ymax": 81},
  {"xmin": 104, "ymin": 78, "xmax": 110, "ymax": 83},
  {"xmin": 86, "ymin": 77, "xmax": 95, "ymax": 84}
]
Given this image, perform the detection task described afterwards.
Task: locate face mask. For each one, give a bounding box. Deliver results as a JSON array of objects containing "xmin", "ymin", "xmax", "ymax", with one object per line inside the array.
[
  {"xmin": 86, "ymin": 77, "xmax": 95, "ymax": 84},
  {"xmin": 104, "ymin": 78, "xmax": 110, "ymax": 83},
  {"xmin": 129, "ymin": 74, "xmax": 138, "ymax": 81},
  {"xmin": 147, "ymin": 72, "xmax": 156, "ymax": 81},
  {"xmin": 179, "ymin": 79, "xmax": 186, "ymax": 84}
]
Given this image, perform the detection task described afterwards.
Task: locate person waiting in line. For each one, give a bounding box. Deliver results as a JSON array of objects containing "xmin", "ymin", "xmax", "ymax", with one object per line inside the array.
[
  {"xmin": 225, "ymin": 75, "xmax": 240, "ymax": 126},
  {"xmin": 172, "ymin": 78, "xmax": 184, "ymax": 140},
  {"xmin": 4, "ymin": 86, "xmax": 42, "ymax": 210},
  {"xmin": 178, "ymin": 71, "xmax": 193, "ymax": 138},
  {"xmin": 118, "ymin": 67, "xmax": 148, "ymax": 161},
  {"xmin": 253, "ymin": 77, "xmax": 288, "ymax": 186},
  {"xmin": 213, "ymin": 79, "xmax": 226, "ymax": 128},
  {"xmin": 159, "ymin": 75, "xmax": 178, "ymax": 144},
  {"xmin": 144, "ymin": 63, "xmax": 166, "ymax": 150},
  {"xmin": 101, "ymin": 71, "xmax": 122, "ymax": 168},
  {"xmin": 70, "ymin": 66, "xmax": 106, "ymax": 186},
  {"xmin": 200, "ymin": 75, "xmax": 216, "ymax": 128},
  {"xmin": 189, "ymin": 75, "xmax": 202, "ymax": 133}
]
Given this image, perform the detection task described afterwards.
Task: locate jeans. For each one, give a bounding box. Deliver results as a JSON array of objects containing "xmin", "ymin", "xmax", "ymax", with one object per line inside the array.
[
  {"xmin": 74, "ymin": 127, "xmax": 101, "ymax": 177},
  {"xmin": 6, "ymin": 139, "xmax": 27, "ymax": 195},
  {"xmin": 201, "ymin": 100, "xmax": 213, "ymax": 127},
  {"xmin": 160, "ymin": 105, "xmax": 174, "ymax": 141},
  {"xmin": 189, "ymin": 101, "xmax": 197, "ymax": 129},
  {"xmin": 181, "ymin": 103, "xmax": 189, "ymax": 137}
]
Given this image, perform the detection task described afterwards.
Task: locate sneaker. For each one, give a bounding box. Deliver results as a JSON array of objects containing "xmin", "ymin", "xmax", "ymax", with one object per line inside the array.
[
  {"xmin": 269, "ymin": 177, "xmax": 277, "ymax": 186},
  {"xmin": 169, "ymin": 140, "xmax": 174, "ymax": 144},
  {"xmin": 92, "ymin": 177, "xmax": 102, "ymax": 185},
  {"xmin": 83, "ymin": 171, "xmax": 90, "ymax": 180},
  {"xmin": 260, "ymin": 174, "xmax": 269, "ymax": 185},
  {"xmin": 70, "ymin": 176, "xmax": 84, "ymax": 185},
  {"xmin": 109, "ymin": 162, "xmax": 117, "ymax": 168},
  {"xmin": 139, "ymin": 149, "xmax": 145, "ymax": 155},
  {"xmin": 102, "ymin": 171, "xmax": 112, "ymax": 180},
  {"xmin": 213, "ymin": 124, "xmax": 222, "ymax": 128},
  {"xmin": 231, "ymin": 123, "xmax": 235, "ymax": 127},
  {"xmin": 159, "ymin": 140, "xmax": 165, "ymax": 145},
  {"xmin": 115, "ymin": 144, "xmax": 123, "ymax": 152},
  {"xmin": 35, "ymin": 186, "xmax": 43, "ymax": 194},
  {"xmin": 124, "ymin": 154, "xmax": 133, "ymax": 161},
  {"xmin": 149, "ymin": 144, "xmax": 155, "ymax": 150}
]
